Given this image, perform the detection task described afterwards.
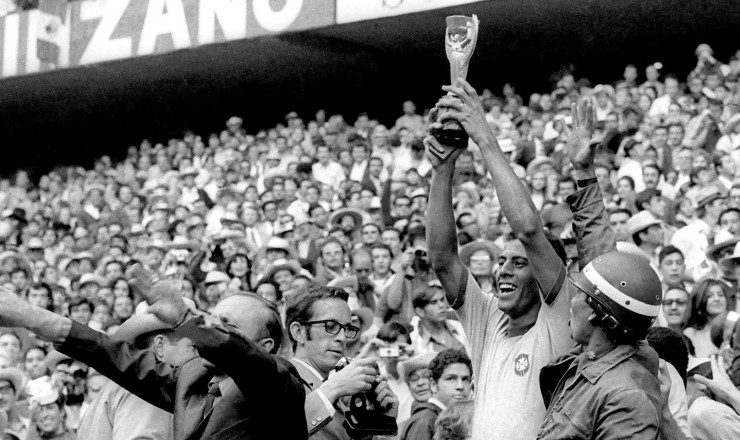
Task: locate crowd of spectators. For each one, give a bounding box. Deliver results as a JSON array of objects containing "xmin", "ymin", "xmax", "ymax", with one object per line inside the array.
[{"xmin": 0, "ymin": 43, "xmax": 736, "ymax": 439}]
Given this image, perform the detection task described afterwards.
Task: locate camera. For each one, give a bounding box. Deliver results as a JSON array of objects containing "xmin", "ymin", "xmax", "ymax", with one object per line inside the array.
[
  {"xmin": 411, "ymin": 249, "xmax": 430, "ymax": 273},
  {"xmin": 378, "ymin": 344, "xmax": 400, "ymax": 358},
  {"xmin": 334, "ymin": 358, "xmax": 398, "ymax": 438}
]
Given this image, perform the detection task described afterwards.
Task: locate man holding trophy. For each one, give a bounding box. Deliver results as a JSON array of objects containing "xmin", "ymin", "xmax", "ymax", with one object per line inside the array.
[{"xmin": 426, "ymin": 15, "xmax": 617, "ymax": 439}]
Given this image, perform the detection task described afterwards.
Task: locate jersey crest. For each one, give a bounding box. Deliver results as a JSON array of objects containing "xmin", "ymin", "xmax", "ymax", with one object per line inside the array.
[{"xmin": 514, "ymin": 353, "xmax": 530, "ymax": 376}]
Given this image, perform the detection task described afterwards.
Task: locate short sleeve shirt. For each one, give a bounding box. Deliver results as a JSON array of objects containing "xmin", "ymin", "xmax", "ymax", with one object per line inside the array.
[{"xmin": 456, "ymin": 270, "xmax": 572, "ymax": 440}]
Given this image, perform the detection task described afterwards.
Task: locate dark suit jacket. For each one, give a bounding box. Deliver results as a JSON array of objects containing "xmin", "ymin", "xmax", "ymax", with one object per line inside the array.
[
  {"xmin": 58, "ymin": 319, "xmax": 307, "ymax": 440},
  {"xmin": 291, "ymin": 359, "xmax": 350, "ymax": 440}
]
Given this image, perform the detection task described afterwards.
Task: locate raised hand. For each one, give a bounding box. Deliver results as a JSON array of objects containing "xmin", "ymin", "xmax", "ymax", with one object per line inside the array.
[
  {"xmin": 564, "ymin": 99, "xmax": 598, "ymax": 170},
  {"xmin": 126, "ymin": 263, "xmax": 155, "ymax": 298},
  {"xmin": 435, "ymin": 78, "xmax": 491, "ymax": 146},
  {"xmin": 424, "ymin": 135, "xmax": 464, "ymax": 169},
  {"xmin": 143, "ymin": 280, "xmax": 189, "ymax": 326},
  {"xmin": 693, "ymin": 355, "xmax": 740, "ymax": 413}
]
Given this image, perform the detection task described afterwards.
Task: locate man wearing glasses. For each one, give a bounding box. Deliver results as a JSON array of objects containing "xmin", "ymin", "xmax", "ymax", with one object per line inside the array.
[{"xmin": 288, "ymin": 286, "xmax": 399, "ymax": 439}]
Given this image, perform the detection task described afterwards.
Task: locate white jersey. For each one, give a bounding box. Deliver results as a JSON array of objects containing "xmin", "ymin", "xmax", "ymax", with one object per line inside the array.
[{"xmin": 456, "ymin": 271, "xmax": 573, "ymax": 440}]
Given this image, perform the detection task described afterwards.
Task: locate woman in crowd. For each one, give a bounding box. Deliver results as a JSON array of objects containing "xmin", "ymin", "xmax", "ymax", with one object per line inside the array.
[
  {"xmin": 111, "ymin": 294, "xmax": 134, "ymax": 322},
  {"xmin": 684, "ymin": 278, "xmax": 730, "ymax": 357},
  {"xmin": 614, "ymin": 176, "xmax": 637, "ymax": 212},
  {"xmin": 225, "ymin": 251, "xmax": 252, "ymax": 292},
  {"xmin": 528, "ymin": 171, "xmax": 550, "ymax": 211}
]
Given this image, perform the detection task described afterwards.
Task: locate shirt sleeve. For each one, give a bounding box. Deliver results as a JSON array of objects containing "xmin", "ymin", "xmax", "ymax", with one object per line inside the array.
[
  {"xmin": 454, "ymin": 272, "xmax": 496, "ymax": 377},
  {"xmin": 315, "ymin": 389, "xmax": 336, "ymax": 416}
]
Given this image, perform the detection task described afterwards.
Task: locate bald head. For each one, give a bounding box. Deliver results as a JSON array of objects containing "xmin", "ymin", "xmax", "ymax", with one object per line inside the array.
[{"xmin": 212, "ymin": 294, "xmax": 283, "ymax": 354}]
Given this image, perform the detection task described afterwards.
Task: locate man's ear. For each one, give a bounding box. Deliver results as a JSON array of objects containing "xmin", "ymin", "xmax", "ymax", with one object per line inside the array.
[
  {"xmin": 429, "ymin": 379, "xmax": 438, "ymax": 396},
  {"xmin": 289, "ymin": 322, "xmax": 306, "ymax": 345},
  {"xmin": 153, "ymin": 335, "xmax": 167, "ymax": 359},
  {"xmin": 257, "ymin": 338, "xmax": 275, "ymax": 354},
  {"xmin": 414, "ymin": 307, "xmax": 425, "ymax": 319}
]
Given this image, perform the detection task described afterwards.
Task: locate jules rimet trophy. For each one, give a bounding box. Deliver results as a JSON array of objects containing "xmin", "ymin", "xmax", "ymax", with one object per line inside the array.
[{"xmin": 430, "ymin": 14, "xmax": 479, "ymax": 159}]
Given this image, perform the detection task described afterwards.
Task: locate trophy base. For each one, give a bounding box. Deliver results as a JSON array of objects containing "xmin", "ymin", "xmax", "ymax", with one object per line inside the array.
[{"xmin": 429, "ymin": 121, "xmax": 469, "ymax": 160}]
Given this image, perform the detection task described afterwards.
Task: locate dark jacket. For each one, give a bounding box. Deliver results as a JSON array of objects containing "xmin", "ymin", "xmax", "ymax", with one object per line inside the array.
[
  {"xmin": 58, "ymin": 318, "xmax": 307, "ymax": 440},
  {"xmin": 400, "ymin": 401, "xmax": 442, "ymax": 440},
  {"xmin": 537, "ymin": 342, "xmax": 662, "ymax": 440}
]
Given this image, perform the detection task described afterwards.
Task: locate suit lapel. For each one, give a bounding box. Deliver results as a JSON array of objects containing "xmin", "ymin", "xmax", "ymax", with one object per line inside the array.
[{"xmin": 290, "ymin": 359, "xmax": 323, "ymax": 391}]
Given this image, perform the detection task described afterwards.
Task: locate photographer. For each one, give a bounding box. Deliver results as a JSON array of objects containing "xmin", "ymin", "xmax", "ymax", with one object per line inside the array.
[
  {"xmin": 356, "ymin": 321, "xmax": 416, "ymax": 426},
  {"xmin": 288, "ymin": 286, "xmax": 399, "ymax": 439},
  {"xmin": 375, "ymin": 245, "xmax": 434, "ymax": 326}
]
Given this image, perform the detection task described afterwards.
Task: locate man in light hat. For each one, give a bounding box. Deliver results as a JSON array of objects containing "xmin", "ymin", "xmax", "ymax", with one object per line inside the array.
[
  {"xmin": 627, "ymin": 210, "xmax": 665, "ymax": 271},
  {"xmin": 78, "ymin": 300, "xmax": 197, "ymax": 440},
  {"xmin": 201, "ymin": 271, "xmax": 230, "ymax": 312},
  {"xmin": 671, "ymin": 186, "xmax": 728, "ymax": 281},
  {"xmin": 27, "ymin": 389, "xmax": 75, "ymax": 440}
]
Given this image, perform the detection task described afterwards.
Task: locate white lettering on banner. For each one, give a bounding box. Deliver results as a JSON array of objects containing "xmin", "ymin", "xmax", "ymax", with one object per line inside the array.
[
  {"xmin": 336, "ymin": 0, "xmax": 482, "ymax": 24},
  {"xmin": 3, "ymin": 13, "xmax": 19, "ymax": 76},
  {"xmin": 25, "ymin": 11, "xmax": 40, "ymax": 74},
  {"xmin": 79, "ymin": 0, "xmax": 133, "ymax": 65},
  {"xmin": 253, "ymin": 0, "xmax": 303, "ymax": 33},
  {"xmin": 198, "ymin": 0, "xmax": 247, "ymax": 45},
  {"xmin": 138, "ymin": 0, "xmax": 192, "ymax": 56},
  {"xmin": 36, "ymin": 7, "xmax": 71, "ymax": 68}
]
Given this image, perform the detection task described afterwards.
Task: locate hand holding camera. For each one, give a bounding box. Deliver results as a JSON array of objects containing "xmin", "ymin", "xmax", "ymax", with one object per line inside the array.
[
  {"xmin": 327, "ymin": 358, "xmax": 399, "ymax": 438},
  {"xmin": 320, "ymin": 357, "xmax": 378, "ymax": 403}
]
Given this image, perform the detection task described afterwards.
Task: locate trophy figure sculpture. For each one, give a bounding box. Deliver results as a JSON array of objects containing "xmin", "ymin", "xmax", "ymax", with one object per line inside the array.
[{"xmin": 430, "ymin": 15, "xmax": 479, "ymax": 159}]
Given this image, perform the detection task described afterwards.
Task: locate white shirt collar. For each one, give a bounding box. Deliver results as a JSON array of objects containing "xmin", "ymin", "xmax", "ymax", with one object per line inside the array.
[{"xmin": 427, "ymin": 397, "xmax": 447, "ymax": 411}]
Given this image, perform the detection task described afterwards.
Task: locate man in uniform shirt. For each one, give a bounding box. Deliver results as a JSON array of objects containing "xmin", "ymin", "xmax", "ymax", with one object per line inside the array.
[{"xmin": 427, "ymin": 81, "xmax": 614, "ymax": 439}]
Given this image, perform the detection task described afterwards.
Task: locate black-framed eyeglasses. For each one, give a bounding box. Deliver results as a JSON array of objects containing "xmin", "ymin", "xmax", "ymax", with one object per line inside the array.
[{"xmin": 302, "ymin": 320, "xmax": 359, "ymax": 338}]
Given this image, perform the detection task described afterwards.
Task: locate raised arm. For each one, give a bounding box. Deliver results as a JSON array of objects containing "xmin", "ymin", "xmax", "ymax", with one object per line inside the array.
[
  {"xmin": 563, "ymin": 100, "xmax": 616, "ymax": 267},
  {"xmin": 425, "ymin": 139, "xmax": 468, "ymax": 305},
  {"xmin": 58, "ymin": 321, "xmax": 178, "ymax": 412},
  {"xmin": 0, "ymin": 287, "xmax": 179, "ymax": 412},
  {"xmin": 436, "ymin": 80, "xmax": 562, "ymax": 299}
]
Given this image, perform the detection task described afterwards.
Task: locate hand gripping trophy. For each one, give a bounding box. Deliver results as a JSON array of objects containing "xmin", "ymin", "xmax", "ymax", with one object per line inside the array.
[{"xmin": 429, "ymin": 15, "xmax": 480, "ymax": 159}]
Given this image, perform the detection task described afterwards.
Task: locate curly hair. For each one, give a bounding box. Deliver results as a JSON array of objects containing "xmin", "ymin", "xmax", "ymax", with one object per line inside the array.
[
  {"xmin": 434, "ymin": 399, "xmax": 474, "ymax": 440},
  {"xmin": 429, "ymin": 349, "xmax": 472, "ymax": 382}
]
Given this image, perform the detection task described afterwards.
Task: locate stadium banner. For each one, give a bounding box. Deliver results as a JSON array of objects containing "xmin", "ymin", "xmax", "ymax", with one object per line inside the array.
[
  {"xmin": 0, "ymin": 0, "xmax": 335, "ymax": 78},
  {"xmin": 336, "ymin": 0, "xmax": 483, "ymax": 24}
]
